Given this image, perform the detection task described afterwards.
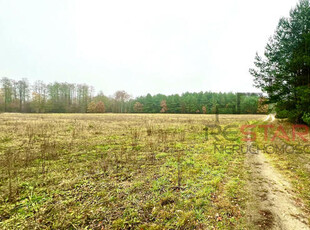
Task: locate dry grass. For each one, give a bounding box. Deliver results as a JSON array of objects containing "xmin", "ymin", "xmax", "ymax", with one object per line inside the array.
[{"xmin": 0, "ymin": 113, "xmax": 265, "ymax": 229}]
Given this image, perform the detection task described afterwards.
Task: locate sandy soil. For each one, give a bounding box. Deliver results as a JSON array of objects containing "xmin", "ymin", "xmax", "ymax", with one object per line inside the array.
[{"xmin": 246, "ymin": 133, "xmax": 310, "ymax": 229}]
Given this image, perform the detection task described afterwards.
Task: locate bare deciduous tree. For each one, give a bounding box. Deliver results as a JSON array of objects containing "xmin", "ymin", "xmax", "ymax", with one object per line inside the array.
[
  {"xmin": 160, "ymin": 100, "xmax": 168, "ymax": 113},
  {"xmin": 114, "ymin": 90, "xmax": 130, "ymax": 113},
  {"xmin": 134, "ymin": 102, "xmax": 143, "ymax": 113}
]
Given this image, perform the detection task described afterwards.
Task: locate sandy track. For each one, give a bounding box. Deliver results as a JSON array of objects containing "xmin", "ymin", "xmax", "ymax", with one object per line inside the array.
[
  {"xmin": 246, "ymin": 134, "xmax": 309, "ymax": 229},
  {"xmin": 262, "ymin": 114, "xmax": 276, "ymax": 122}
]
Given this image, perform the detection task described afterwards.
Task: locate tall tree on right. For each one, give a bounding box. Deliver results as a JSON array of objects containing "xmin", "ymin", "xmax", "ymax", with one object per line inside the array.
[{"xmin": 250, "ymin": 0, "xmax": 310, "ymax": 123}]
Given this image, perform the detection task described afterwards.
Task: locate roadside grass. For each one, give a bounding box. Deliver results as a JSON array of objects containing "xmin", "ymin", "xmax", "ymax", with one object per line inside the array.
[{"xmin": 0, "ymin": 113, "xmax": 263, "ymax": 229}]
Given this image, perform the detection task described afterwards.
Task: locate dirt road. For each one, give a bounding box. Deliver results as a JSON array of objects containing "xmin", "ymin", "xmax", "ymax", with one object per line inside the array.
[{"xmin": 246, "ymin": 123, "xmax": 310, "ymax": 229}]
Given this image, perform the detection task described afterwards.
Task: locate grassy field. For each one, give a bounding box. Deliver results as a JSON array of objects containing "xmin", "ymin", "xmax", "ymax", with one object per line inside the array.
[{"xmin": 0, "ymin": 113, "xmax": 308, "ymax": 229}]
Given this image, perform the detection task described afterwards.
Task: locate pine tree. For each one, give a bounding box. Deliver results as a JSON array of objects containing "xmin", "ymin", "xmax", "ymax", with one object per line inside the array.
[{"xmin": 250, "ymin": 0, "xmax": 310, "ymax": 122}]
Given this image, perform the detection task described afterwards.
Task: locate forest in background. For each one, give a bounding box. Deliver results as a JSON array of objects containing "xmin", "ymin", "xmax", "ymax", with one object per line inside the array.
[{"xmin": 0, "ymin": 77, "xmax": 266, "ymax": 114}]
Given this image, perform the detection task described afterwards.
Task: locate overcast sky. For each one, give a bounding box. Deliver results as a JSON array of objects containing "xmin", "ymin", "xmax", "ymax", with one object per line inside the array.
[{"xmin": 0, "ymin": 0, "xmax": 300, "ymax": 97}]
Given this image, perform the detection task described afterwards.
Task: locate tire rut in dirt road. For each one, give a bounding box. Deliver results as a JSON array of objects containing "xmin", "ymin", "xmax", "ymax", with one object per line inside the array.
[{"xmin": 245, "ymin": 141, "xmax": 309, "ymax": 229}]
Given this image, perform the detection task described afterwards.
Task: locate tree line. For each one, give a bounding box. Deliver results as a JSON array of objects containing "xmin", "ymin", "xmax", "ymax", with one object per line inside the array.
[{"xmin": 0, "ymin": 77, "xmax": 266, "ymax": 114}]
